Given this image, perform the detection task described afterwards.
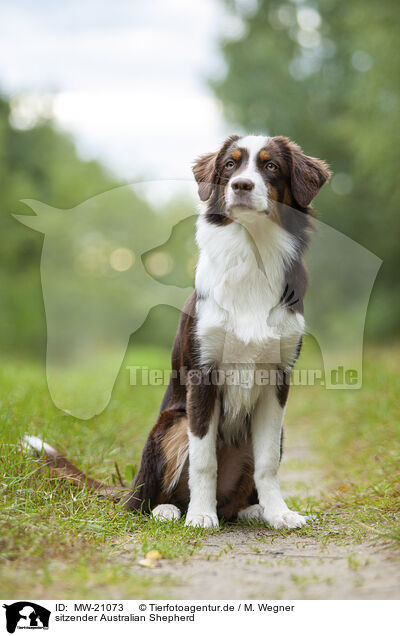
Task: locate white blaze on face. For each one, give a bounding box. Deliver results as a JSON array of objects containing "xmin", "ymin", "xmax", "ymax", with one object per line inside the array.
[{"xmin": 226, "ymin": 135, "xmax": 271, "ymax": 215}]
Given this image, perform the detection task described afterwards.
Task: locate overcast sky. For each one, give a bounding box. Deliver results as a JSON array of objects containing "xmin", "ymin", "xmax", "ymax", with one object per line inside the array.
[{"xmin": 0, "ymin": 0, "xmax": 247, "ymax": 183}]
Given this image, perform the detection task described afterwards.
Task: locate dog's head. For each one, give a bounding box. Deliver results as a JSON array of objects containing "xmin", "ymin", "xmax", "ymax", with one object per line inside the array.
[{"xmin": 193, "ymin": 135, "xmax": 331, "ymax": 224}]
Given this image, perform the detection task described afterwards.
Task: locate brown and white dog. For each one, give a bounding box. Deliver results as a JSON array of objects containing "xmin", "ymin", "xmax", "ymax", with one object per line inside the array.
[
  {"xmin": 125, "ymin": 134, "xmax": 330, "ymax": 529},
  {"xmin": 25, "ymin": 135, "xmax": 330, "ymax": 530}
]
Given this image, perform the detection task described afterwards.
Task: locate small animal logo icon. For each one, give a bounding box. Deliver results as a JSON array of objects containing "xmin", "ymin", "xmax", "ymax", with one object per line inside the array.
[{"xmin": 2, "ymin": 602, "xmax": 51, "ymax": 634}]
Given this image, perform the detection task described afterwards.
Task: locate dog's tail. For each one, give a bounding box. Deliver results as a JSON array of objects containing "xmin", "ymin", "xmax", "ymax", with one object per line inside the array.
[{"xmin": 22, "ymin": 434, "xmax": 130, "ymax": 502}]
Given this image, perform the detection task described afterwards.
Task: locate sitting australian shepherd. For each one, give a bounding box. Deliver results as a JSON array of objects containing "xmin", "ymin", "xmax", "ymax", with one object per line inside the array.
[{"xmin": 25, "ymin": 135, "xmax": 330, "ymax": 530}]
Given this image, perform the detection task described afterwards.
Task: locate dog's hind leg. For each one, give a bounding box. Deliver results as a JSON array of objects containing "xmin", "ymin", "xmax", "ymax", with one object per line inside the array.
[
  {"xmin": 123, "ymin": 430, "xmax": 165, "ymax": 513},
  {"xmin": 238, "ymin": 504, "xmax": 264, "ymax": 523},
  {"xmin": 123, "ymin": 412, "xmax": 189, "ymax": 514},
  {"xmin": 152, "ymin": 504, "xmax": 181, "ymax": 521}
]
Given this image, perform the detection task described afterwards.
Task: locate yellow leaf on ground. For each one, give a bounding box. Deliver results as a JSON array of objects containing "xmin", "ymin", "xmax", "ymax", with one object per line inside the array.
[
  {"xmin": 138, "ymin": 558, "xmax": 157, "ymax": 569},
  {"xmin": 146, "ymin": 550, "xmax": 162, "ymax": 561}
]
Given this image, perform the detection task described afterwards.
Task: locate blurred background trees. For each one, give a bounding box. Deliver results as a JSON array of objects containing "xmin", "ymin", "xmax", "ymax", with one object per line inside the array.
[
  {"xmin": 0, "ymin": 96, "xmax": 117, "ymax": 356},
  {"xmin": 0, "ymin": 95, "xmax": 196, "ymax": 357},
  {"xmin": 212, "ymin": 0, "xmax": 400, "ymax": 340}
]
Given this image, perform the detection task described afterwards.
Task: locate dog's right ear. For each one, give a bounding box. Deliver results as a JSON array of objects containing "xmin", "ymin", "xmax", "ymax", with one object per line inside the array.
[
  {"xmin": 193, "ymin": 136, "xmax": 241, "ymax": 201},
  {"xmin": 192, "ymin": 152, "xmax": 217, "ymax": 202}
]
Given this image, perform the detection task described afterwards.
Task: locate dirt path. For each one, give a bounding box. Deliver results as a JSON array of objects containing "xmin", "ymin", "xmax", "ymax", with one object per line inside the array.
[
  {"xmin": 162, "ymin": 528, "xmax": 400, "ymax": 599},
  {"xmin": 134, "ymin": 437, "xmax": 400, "ymax": 599}
]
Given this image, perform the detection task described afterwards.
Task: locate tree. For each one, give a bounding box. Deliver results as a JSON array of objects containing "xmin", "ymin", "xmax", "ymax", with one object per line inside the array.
[{"xmin": 0, "ymin": 96, "xmax": 196, "ymax": 355}]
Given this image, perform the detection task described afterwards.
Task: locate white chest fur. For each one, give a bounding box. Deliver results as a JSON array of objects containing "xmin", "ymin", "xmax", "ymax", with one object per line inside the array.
[
  {"xmin": 195, "ymin": 213, "xmax": 304, "ymax": 364},
  {"xmin": 194, "ymin": 213, "xmax": 305, "ymax": 439}
]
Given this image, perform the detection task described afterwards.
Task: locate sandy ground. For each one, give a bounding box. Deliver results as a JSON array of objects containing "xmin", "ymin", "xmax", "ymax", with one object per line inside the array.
[
  {"xmin": 162, "ymin": 527, "xmax": 400, "ymax": 600},
  {"xmin": 130, "ymin": 438, "xmax": 400, "ymax": 600}
]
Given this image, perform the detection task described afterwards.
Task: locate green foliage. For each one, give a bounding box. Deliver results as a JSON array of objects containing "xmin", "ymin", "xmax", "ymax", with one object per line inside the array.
[
  {"xmin": 0, "ymin": 345, "xmax": 206, "ymax": 598},
  {"xmin": 0, "ymin": 96, "xmax": 197, "ymax": 355},
  {"xmin": 0, "ymin": 96, "xmax": 116, "ymax": 355},
  {"xmin": 212, "ymin": 0, "xmax": 400, "ymax": 339}
]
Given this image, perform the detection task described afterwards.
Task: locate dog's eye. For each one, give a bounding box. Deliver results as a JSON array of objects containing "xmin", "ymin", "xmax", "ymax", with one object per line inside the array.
[
  {"xmin": 225, "ymin": 160, "xmax": 235, "ymax": 169},
  {"xmin": 265, "ymin": 161, "xmax": 278, "ymax": 171}
]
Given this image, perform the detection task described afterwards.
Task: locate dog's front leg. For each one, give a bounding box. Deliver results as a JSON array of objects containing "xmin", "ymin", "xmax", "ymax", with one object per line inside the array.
[
  {"xmin": 185, "ymin": 374, "xmax": 219, "ymax": 529},
  {"xmin": 252, "ymin": 385, "xmax": 308, "ymax": 529}
]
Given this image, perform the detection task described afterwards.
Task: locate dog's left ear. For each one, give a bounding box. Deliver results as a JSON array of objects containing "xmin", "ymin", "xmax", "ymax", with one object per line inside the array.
[
  {"xmin": 289, "ymin": 143, "xmax": 331, "ymax": 208},
  {"xmin": 192, "ymin": 152, "xmax": 218, "ymax": 202}
]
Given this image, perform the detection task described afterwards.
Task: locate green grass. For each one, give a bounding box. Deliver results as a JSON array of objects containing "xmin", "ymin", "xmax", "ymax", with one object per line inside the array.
[
  {"xmin": 1, "ymin": 339, "xmax": 399, "ymax": 598},
  {"xmin": 0, "ymin": 345, "xmax": 210, "ymax": 598},
  {"xmin": 286, "ymin": 341, "xmax": 400, "ymax": 545}
]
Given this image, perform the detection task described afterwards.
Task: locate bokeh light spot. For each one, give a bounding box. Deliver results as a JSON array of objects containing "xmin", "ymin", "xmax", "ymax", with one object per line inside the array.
[
  {"xmin": 145, "ymin": 251, "xmax": 173, "ymax": 277},
  {"xmin": 109, "ymin": 247, "xmax": 135, "ymax": 272}
]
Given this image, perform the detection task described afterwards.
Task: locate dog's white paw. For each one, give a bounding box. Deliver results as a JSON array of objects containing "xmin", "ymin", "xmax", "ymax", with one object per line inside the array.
[
  {"xmin": 152, "ymin": 504, "xmax": 181, "ymax": 522},
  {"xmin": 185, "ymin": 511, "xmax": 219, "ymax": 529},
  {"xmin": 238, "ymin": 504, "xmax": 264, "ymax": 522},
  {"xmin": 264, "ymin": 508, "xmax": 308, "ymax": 530}
]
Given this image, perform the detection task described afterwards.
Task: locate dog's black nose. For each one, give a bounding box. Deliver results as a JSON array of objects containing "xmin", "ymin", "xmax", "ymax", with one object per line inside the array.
[{"xmin": 231, "ymin": 178, "xmax": 255, "ymax": 192}]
